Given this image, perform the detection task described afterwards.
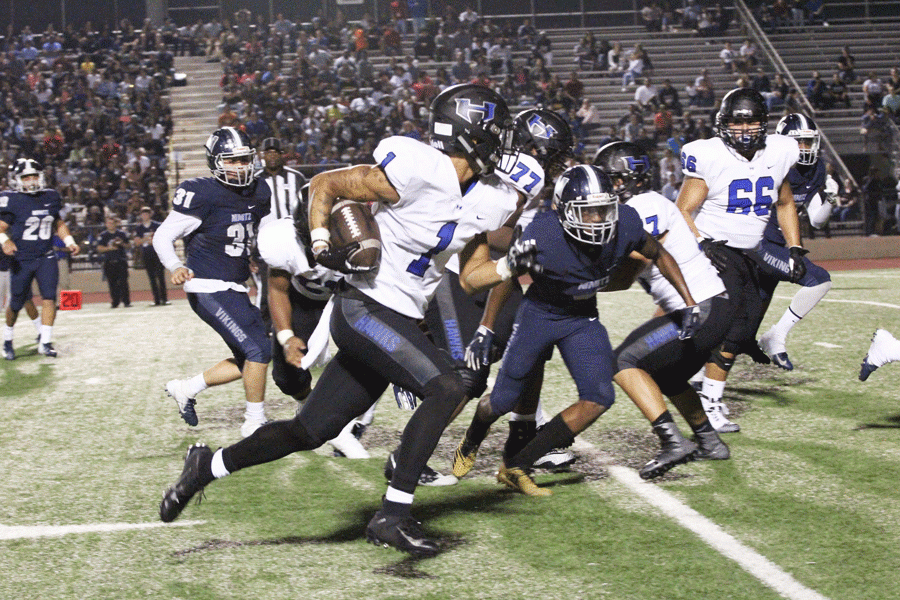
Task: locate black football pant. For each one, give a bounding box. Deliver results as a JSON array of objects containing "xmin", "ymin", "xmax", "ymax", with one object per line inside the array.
[
  {"xmin": 223, "ymin": 285, "xmax": 465, "ymax": 495},
  {"xmin": 104, "ymin": 260, "xmax": 130, "ymax": 308}
]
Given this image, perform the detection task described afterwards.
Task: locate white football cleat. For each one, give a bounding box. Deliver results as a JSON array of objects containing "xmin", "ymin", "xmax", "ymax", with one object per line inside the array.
[
  {"xmin": 759, "ymin": 329, "xmax": 793, "ymax": 371},
  {"xmin": 240, "ymin": 414, "xmax": 268, "ymax": 438},
  {"xmin": 700, "ymin": 394, "xmax": 740, "ymax": 433},
  {"xmin": 860, "ymin": 329, "xmax": 900, "ymax": 381},
  {"xmin": 330, "ymin": 420, "xmax": 370, "ymax": 459},
  {"xmin": 165, "ymin": 379, "xmax": 198, "ymax": 426}
]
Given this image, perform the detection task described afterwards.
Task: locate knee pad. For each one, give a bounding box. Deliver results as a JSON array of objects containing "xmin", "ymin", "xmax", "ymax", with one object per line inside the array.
[
  {"xmin": 424, "ymin": 370, "xmax": 466, "ymax": 406},
  {"xmin": 274, "ymin": 368, "xmax": 312, "ymax": 398},
  {"xmin": 709, "ymin": 347, "xmax": 735, "ymax": 372}
]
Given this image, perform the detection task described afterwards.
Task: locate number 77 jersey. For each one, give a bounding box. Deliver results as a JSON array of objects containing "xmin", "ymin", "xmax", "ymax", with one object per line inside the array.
[
  {"xmin": 173, "ymin": 177, "xmax": 271, "ymax": 285},
  {"xmin": 681, "ymin": 133, "xmax": 799, "ymax": 249}
]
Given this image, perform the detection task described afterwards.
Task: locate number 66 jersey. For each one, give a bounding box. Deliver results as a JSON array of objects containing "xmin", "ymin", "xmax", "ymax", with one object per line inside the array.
[{"xmin": 681, "ymin": 133, "xmax": 799, "ymax": 249}]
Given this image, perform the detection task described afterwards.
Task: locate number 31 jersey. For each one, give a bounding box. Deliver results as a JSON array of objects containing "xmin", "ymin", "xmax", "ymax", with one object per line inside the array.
[
  {"xmin": 350, "ymin": 136, "xmax": 519, "ymax": 319},
  {"xmin": 172, "ymin": 177, "xmax": 271, "ymax": 285},
  {"xmin": 0, "ymin": 189, "xmax": 63, "ymax": 260},
  {"xmin": 681, "ymin": 134, "xmax": 799, "ymax": 249}
]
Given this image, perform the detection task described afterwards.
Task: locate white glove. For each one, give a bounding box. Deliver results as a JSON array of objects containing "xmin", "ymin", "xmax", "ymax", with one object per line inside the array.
[{"xmin": 824, "ymin": 176, "xmax": 839, "ymax": 201}]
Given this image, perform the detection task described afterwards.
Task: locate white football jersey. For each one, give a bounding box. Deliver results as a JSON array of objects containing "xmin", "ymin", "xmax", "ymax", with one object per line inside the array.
[
  {"xmin": 349, "ymin": 136, "xmax": 519, "ymax": 318},
  {"xmin": 444, "ymin": 153, "xmax": 545, "ymax": 275},
  {"xmin": 257, "ymin": 218, "xmax": 342, "ymax": 302},
  {"xmin": 682, "ymin": 134, "xmax": 799, "ymax": 249},
  {"xmin": 627, "ymin": 191, "xmax": 725, "ymax": 313}
]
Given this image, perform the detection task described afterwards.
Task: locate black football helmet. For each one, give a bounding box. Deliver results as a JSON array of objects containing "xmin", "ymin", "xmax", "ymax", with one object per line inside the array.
[
  {"xmin": 205, "ymin": 126, "xmax": 257, "ymax": 186},
  {"xmin": 11, "ymin": 158, "xmax": 45, "ymax": 194},
  {"xmin": 429, "ymin": 83, "xmax": 514, "ymax": 174},
  {"xmin": 715, "ymin": 88, "xmax": 768, "ymax": 153},
  {"xmin": 512, "ymin": 108, "xmax": 574, "ymax": 179},
  {"xmin": 592, "ymin": 141, "xmax": 653, "ymax": 202},
  {"xmin": 775, "ymin": 112, "xmax": 820, "ymax": 166},
  {"xmin": 552, "ymin": 164, "xmax": 619, "ymax": 245}
]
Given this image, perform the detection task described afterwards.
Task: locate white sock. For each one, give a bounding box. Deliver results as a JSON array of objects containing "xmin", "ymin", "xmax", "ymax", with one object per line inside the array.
[
  {"xmin": 874, "ymin": 330, "xmax": 900, "ymax": 364},
  {"xmin": 40, "ymin": 325, "xmax": 52, "ymax": 345},
  {"xmin": 245, "ymin": 401, "xmax": 265, "ymax": 420},
  {"xmin": 689, "ymin": 368, "xmax": 705, "ymax": 385},
  {"xmin": 385, "ymin": 486, "xmax": 414, "ymax": 504},
  {"xmin": 701, "ymin": 378, "xmax": 726, "ymax": 403},
  {"xmin": 535, "ymin": 399, "xmax": 549, "ymax": 428},
  {"xmin": 770, "ymin": 307, "xmax": 801, "ymax": 341},
  {"xmin": 3, "ymin": 325, "xmax": 13, "ymax": 342},
  {"xmin": 184, "ymin": 373, "xmax": 208, "ymax": 398},
  {"xmin": 358, "ymin": 400, "xmax": 377, "ymax": 427},
  {"xmin": 210, "ymin": 448, "xmax": 230, "ymax": 479},
  {"xmin": 509, "ymin": 412, "xmax": 536, "ymax": 422},
  {"xmin": 32, "ymin": 317, "xmax": 42, "ymax": 333}
]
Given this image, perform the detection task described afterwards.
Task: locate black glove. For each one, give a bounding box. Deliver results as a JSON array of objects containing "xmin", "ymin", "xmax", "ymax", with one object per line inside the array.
[
  {"xmin": 313, "ymin": 241, "xmax": 368, "ymax": 274},
  {"xmin": 698, "ymin": 238, "xmax": 730, "ymax": 273},
  {"xmin": 788, "ymin": 246, "xmax": 808, "ymax": 283},
  {"xmin": 505, "ymin": 225, "xmax": 542, "ymax": 277},
  {"xmin": 465, "ymin": 325, "xmax": 495, "ymax": 371},
  {"xmin": 679, "ymin": 304, "xmax": 701, "ymax": 340}
]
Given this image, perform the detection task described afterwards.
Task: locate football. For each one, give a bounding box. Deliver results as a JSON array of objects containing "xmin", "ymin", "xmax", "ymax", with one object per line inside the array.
[{"xmin": 329, "ymin": 199, "xmax": 381, "ymax": 270}]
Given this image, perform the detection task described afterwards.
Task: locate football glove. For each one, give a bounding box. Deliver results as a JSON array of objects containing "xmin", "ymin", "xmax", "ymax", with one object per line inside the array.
[
  {"xmin": 313, "ymin": 241, "xmax": 369, "ymax": 274},
  {"xmin": 504, "ymin": 225, "xmax": 542, "ymax": 277},
  {"xmin": 824, "ymin": 176, "xmax": 839, "ymax": 203},
  {"xmin": 465, "ymin": 325, "xmax": 495, "ymax": 371},
  {"xmin": 788, "ymin": 246, "xmax": 808, "ymax": 283},
  {"xmin": 698, "ymin": 238, "xmax": 730, "ymax": 273},
  {"xmin": 679, "ymin": 304, "xmax": 701, "ymax": 340}
]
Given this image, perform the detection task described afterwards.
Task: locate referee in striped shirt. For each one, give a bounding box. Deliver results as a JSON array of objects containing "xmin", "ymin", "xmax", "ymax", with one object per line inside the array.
[{"xmin": 254, "ymin": 137, "xmax": 307, "ymax": 329}]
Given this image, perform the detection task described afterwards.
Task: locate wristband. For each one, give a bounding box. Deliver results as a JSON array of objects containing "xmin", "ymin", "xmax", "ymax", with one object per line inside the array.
[
  {"xmin": 495, "ymin": 257, "xmax": 512, "ymax": 281},
  {"xmin": 276, "ymin": 329, "xmax": 295, "ymax": 347},
  {"xmin": 0, "ymin": 233, "xmax": 8, "ymax": 244},
  {"xmin": 63, "ymin": 235, "xmax": 76, "ymax": 247},
  {"xmin": 310, "ymin": 227, "xmax": 330, "ymax": 245}
]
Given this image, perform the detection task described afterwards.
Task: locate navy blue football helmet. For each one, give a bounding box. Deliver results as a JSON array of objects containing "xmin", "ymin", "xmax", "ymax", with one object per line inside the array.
[
  {"xmin": 11, "ymin": 158, "xmax": 45, "ymax": 194},
  {"xmin": 205, "ymin": 127, "xmax": 257, "ymax": 186},
  {"xmin": 592, "ymin": 141, "xmax": 653, "ymax": 202},
  {"xmin": 776, "ymin": 112, "xmax": 820, "ymax": 166},
  {"xmin": 512, "ymin": 108, "xmax": 574, "ymax": 179},
  {"xmin": 429, "ymin": 83, "xmax": 514, "ymax": 174},
  {"xmin": 715, "ymin": 88, "xmax": 768, "ymax": 153},
  {"xmin": 553, "ymin": 164, "xmax": 619, "ymax": 245}
]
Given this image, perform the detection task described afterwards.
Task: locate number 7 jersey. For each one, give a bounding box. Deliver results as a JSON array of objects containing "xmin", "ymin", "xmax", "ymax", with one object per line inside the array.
[{"xmin": 681, "ymin": 134, "xmax": 799, "ymax": 249}]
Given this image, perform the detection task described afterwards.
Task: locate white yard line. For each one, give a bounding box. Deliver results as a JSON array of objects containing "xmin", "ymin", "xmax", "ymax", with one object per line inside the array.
[
  {"xmin": 606, "ymin": 466, "xmax": 830, "ymax": 600},
  {"xmin": 571, "ymin": 430, "xmax": 831, "ymax": 600},
  {"xmin": 0, "ymin": 520, "xmax": 204, "ymax": 541},
  {"xmin": 774, "ymin": 295, "xmax": 900, "ymax": 310}
]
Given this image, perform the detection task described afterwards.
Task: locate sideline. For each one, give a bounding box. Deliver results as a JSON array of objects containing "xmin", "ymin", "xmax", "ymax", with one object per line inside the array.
[{"xmin": 0, "ymin": 520, "xmax": 205, "ymax": 541}]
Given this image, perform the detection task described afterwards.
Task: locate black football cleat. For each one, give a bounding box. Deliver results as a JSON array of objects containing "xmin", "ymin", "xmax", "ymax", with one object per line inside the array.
[
  {"xmin": 365, "ymin": 511, "xmax": 439, "ymax": 556},
  {"xmin": 159, "ymin": 444, "xmax": 214, "ymax": 522},
  {"xmin": 693, "ymin": 430, "xmax": 731, "ymax": 461},
  {"xmin": 640, "ymin": 422, "xmax": 697, "ymax": 480}
]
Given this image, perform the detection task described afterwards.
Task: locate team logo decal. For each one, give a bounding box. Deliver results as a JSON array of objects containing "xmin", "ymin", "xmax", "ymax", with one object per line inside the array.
[
  {"xmin": 623, "ymin": 154, "xmax": 651, "ymax": 173},
  {"xmin": 455, "ymin": 98, "xmax": 496, "ymax": 123},
  {"xmin": 527, "ymin": 114, "xmax": 558, "ymax": 140}
]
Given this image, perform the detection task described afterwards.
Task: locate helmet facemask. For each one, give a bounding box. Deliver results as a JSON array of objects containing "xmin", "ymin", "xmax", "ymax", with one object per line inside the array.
[
  {"xmin": 790, "ymin": 130, "xmax": 820, "ymax": 165},
  {"xmin": 211, "ymin": 148, "xmax": 257, "ymax": 186},
  {"xmin": 12, "ymin": 159, "xmax": 45, "ymax": 194},
  {"xmin": 718, "ymin": 115, "xmax": 767, "ymax": 153},
  {"xmin": 560, "ymin": 192, "xmax": 619, "ymax": 245}
]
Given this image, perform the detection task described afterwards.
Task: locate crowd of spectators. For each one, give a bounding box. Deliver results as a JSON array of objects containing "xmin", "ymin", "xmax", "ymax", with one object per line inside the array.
[{"xmin": 0, "ymin": 18, "xmax": 175, "ymax": 264}]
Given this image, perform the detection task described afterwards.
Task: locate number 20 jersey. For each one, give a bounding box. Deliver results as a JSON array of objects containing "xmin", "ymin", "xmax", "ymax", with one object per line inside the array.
[
  {"xmin": 349, "ymin": 136, "xmax": 520, "ymax": 319},
  {"xmin": 0, "ymin": 189, "xmax": 63, "ymax": 260},
  {"xmin": 172, "ymin": 177, "xmax": 271, "ymax": 285},
  {"xmin": 681, "ymin": 134, "xmax": 799, "ymax": 249}
]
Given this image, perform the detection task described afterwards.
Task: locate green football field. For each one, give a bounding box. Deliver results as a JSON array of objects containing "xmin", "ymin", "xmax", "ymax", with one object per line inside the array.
[{"xmin": 2, "ymin": 268, "xmax": 898, "ymax": 600}]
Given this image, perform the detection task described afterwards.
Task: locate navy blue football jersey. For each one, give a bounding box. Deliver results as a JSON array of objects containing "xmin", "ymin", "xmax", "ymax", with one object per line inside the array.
[
  {"xmin": 96, "ymin": 229, "xmax": 130, "ymax": 262},
  {"xmin": 134, "ymin": 220, "xmax": 161, "ymax": 241},
  {"xmin": 523, "ymin": 204, "xmax": 647, "ymax": 316},
  {"xmin": 764, "ymin": 160, "xmax": 826, "ymax": 245},
  {"xmin": 174, "ymin": 177, "xmax": 271, "ymax": 284},
  {"xmin": 0, "ymin": 189, "xmax": 63, "ymax": 260}
]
